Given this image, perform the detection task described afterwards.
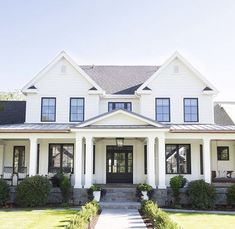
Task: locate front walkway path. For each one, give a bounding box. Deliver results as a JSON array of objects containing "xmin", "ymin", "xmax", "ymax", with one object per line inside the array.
[{"xmin": 95, "ymin": 209, "xmax": 146, "ymax": 229}]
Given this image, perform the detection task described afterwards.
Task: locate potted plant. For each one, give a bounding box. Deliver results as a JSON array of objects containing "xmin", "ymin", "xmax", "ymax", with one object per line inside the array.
[
  {"xmin": 87, "ymin": 184, "xmax": 103, "ymax": 202},
  {"xmin": 136, "ymin": 183, "xmax": 153, "ymax": 200}
]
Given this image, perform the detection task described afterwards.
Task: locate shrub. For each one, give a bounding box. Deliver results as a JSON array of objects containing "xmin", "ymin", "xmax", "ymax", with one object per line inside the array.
[
  {"xmin": 141, "ymin": 200, "xmax": 179, "ymax": 229},
  {"xmin": 187, "ymin": 179, "xmax": 216, "ymax": 209},
  {"xmin": 87, "ymin": 185, "xmax": 106, "ymax": 201},
  {"xmin": 0, "ymin": 179, "xmax": 9, "ymax": 206},
  {"xmin": 67, "ymin": 201, "xmax": 100, "ymax": 229},
  {"xmin": 227, "ymin": 184, "xmax": 235, "ymax": 206},
  {"xmin": 59, "ymin": 175, "xmax": 71, "ymax": 203},
  {"xmin": 16, "ymin": 175, "xmax": 51, "ymax": 207},
  {"xmin": 136, "ymin": 183, "xmax": 154, "ymax": 200},
  {"xmin": 170, "ymin": 175, "xmax": 186, "ymax": 204}
]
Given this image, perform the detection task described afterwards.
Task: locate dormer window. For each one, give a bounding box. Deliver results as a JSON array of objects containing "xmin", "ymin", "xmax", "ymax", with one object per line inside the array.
[{"xmin": 108, "ymin": 102, "xmax": 132, "ymax": 112}]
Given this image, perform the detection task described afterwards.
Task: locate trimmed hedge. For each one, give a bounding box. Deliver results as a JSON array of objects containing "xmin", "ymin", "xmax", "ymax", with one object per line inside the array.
[
  {"xmin": 170, "ymin": 175, "xmax": 186, "ymax": 204},
  {"xmin": 141, "ymin": 200, "xmax": 179, "ymax": 229},
  {"xmin": 16, "ymin": 175, "xmax": 51, "ymax": 207},
  {"xmin": 227, "ymin": 184, "xmax": 235, "ymax": 206},
  {"xmin": 0, "ymin": 179, "xmax": 9, "ymax": 206},
  {"xmin": 67, "ymin": 201, "xmax": 100, "ymax": 229},
  {"xmin": 187, "ymin": 179, "xmax": 216, "ymax": 209}
]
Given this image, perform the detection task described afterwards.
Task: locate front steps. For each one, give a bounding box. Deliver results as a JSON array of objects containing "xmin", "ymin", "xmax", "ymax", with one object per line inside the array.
[{"xmin": 100, "ymin": 185, "xmax": 140, "ymax": 209}]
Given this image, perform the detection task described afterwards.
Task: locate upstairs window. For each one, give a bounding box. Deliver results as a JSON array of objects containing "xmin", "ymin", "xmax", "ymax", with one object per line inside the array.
[
  {"xmin": 184, "ymin": 98, "xmax": 199, "ymax": 122},
  {"xmin": 41, "ymin": 97, "xmax": 56, "ymax": 122},
  {"xmin": 108, "ymin": 102, "xmax": 132, "ymax": 112},
  {"xmin": 70, "ymin": 98, "xmax": 84, "ymax": 122},
  {"xmin": 155, "ymin": 98, "xmax": 170, "ymax": 122}
]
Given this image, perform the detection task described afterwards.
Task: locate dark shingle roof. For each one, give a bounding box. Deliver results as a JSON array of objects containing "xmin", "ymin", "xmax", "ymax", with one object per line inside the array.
[
  {"xmin": 0, "ymin": 101, "xmax": 26, "ymax": 125},
  {"xmin": 214, "ymin": 104, "xmax": 234, "ymax": 125},
  {"xmin": 80, "ymin": 66, "xmax": 160, "ymax": 94}
]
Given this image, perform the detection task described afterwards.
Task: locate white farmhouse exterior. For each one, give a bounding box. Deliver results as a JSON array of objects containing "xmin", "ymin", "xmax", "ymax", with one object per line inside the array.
[{"xmin": 1, "ymin": 51, "xmax": 235, "ymax": 193}]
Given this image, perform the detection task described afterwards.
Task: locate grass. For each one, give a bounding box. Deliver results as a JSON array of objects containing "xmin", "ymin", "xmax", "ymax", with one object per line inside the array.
[
  {"xmin": 0, "ymin": 209, "xmax": 78, "ymax": 229},
  {"xmin": 168, "ymin": 212, "xmax": 235, "ymax": 229}
]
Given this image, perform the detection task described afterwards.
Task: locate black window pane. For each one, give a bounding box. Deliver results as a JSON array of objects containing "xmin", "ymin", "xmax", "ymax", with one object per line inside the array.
[
  {"xmin": 156, "ymin": 98, "xmax": 170, "ymax": 122},
  {"xmin": 108, "ymin": 102, "xmax": 132, "ymax": 112},
  {"xmin": 184, "ymin": 98, "xmax": 198, "ymax": 122},
  {"xmin": 166, "ymin": 145, "xmax": 178, "ymax": 174},
  {"xmin": 13, "ymin": 146, "xmax": 25, "ymax": 173},
  {"xmin": 41, "ymin": 98, "xmax": 56, "ymax": 122},
  {"xmin": 70, "ymin": 98, "xmax": 84, "ymax": 122}
]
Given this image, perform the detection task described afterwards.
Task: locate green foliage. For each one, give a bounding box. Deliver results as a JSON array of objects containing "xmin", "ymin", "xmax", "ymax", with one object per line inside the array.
[
  {"xmin": 16, "ymin": 175, "xmax": 51, "ymax": 207},
  {"xmin": 0, "ymin": 91, "xmax": 25, "ymax": 101},
  {"xmin": 87, "ymin": 184, "xmax": 106, "ymax": 201},
  {"xmin": 187, "ymin": 179, "xmax": 216, "ymax": 210},
  {"xmin": 59, "ymin": 175, "xmax": 71, "ymax": 203},
  {"xmin": 141, "ymin": 200, "xmax": 179, "ymax": 229},
  {"xmin": 137, "ymin": 183, "xmax": 153, "ymax": 192},
  {"xmin": 170, "ymin": 175, "xmax": 186, "ymax": 204},
  {"xmin": 0, "ymin": 179, "xmax": 9, "ymax": 206},
  {"xmin": 89, "ymin": 184, "xmax": 101, "ymax": 191},
  {"xmin": 67, "ymin": 201, "xmax": 100, "ymax": 229},
  {"xmin": 227, "ymin": 184, "xmax": 235, "ymax": 206}
]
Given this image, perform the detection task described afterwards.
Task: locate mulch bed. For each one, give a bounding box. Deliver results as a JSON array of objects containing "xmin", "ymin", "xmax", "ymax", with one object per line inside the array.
[{"xmin": 138, "ymin": 209, "xmax": 153, "ymax": 229}]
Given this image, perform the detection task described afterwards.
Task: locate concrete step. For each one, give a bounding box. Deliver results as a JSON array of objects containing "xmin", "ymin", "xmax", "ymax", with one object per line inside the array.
[{"xmin": 100, "ymin": 201, "xmax": 141, "ymax": 209}]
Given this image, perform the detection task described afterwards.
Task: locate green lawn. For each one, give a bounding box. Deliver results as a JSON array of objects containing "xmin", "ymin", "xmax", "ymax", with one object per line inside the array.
[
  {"xmin": 0, "ymin": 209, "xmax": 78, "ymax": 229},
  {"xmin": 168, "ymin": 212, "xmax": 235, "ymax": 229}
]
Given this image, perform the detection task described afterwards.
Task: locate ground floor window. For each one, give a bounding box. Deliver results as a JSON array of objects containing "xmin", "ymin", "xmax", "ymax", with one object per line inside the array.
[
  {"xmin": 13, "ymin": 146, "xmax": 25, "ymax": 173},
  {"xmin": 48, "ymin": 144, "xmax": 74, "ymax": 173},
  {"xmin": 166, "ymin": 144, "xmax": 191, "ymax": 174},
  {"xmin": 144, "ymin": 145, "xmax": 147, "ymax": 174},
  {"xmin": 217, "ymin": 146, "xmax": 229, "ymax": 160}
]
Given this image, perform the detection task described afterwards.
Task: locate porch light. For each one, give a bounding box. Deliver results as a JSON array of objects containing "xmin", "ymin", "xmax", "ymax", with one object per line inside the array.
[{"xmin": 116, "ymin": 138, "xmax": 124, "ymax": 147}]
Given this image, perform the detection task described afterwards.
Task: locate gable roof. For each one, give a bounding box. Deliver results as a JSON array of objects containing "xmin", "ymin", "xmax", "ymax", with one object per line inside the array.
[
  {"xmin": 137, "ymin": 51, "xmax": 219, "ymax": 94},
  {"xmin": 22, "ymin": 51, "xmax": 104, "ymax": 94},
  {"xmin": 74, "ymin": 109, "xmax": 165, "ymax": 128},
  {"xmin": 214, "ymin": 102, "xmax": 235, "ymax": 125},
  {"xmin": 80, "ymin": 66, "xmax": 159, "ymax": 94},
  {"xmin": 0, "ymin": 101, "xmax": 26, "ymax": 125}
]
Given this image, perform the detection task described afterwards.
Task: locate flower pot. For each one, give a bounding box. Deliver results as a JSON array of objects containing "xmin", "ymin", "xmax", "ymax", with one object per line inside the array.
[
  {"xmin": 141, "ymin": 191, "xmax": 149, "ymax": 200},
  {"xmin": 93, "ymin": 191, "xmax": 101, "ymax": 202}
]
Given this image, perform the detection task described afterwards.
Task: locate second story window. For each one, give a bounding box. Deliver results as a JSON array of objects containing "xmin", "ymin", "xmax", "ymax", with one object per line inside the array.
[
  {"xmin": 155, "ymin": 98, "xmax": 170, "ymax": 122},
  {"xmin": 70, "ymin": 98, "xmax": 84, "ymax": 122},
  {"xmin": 184, "ymin": 98, "xmax": 199, "ymax": 122},
  {"xmin": 108, "ymin": 102, "xmax": 132, "ymax": 112},
  {"xmin": 41, "ymin": 97, "xmax": 56, "ymax": 122}
]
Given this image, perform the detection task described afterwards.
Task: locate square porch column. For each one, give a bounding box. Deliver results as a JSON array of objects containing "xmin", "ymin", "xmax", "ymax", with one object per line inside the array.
[
  {"xmin": 158, "ymin": 135, "xmax": 166, "ymax": 189},
  {"xmin": 0, "ymin": 144, "xmax": 4, "ymax": 174},
  {"xmin": 84, "ymin": 136, "xmax": 93, "ymax": 188},
  {"xmin": 74, "ymin": 135, "xmax": 83, "ymax": 188},
  {"xmin": 147, "ymin": 136, "xmax": 156, "ymax": 188},
  {"xmin": 29, "ymin": 137, "xmax": 37, "ymax": 176},
  {"xmin": 203, "ymin": 137, "xmax": 211, "ymax": 183}
]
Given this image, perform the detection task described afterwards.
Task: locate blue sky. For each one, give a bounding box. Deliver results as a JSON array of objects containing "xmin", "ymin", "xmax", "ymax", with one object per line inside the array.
[{"xmin": 0, "ymin": 0, "xmax": 235, "ymax": 100}]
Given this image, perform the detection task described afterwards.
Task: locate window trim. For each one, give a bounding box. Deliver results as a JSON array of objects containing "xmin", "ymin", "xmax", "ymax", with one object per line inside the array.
[
  {"xmin": 48, "ymin": 143, "xmax": 74, "ymax": 173},
  {"xmin": 183, "ymin": 98, "xmax": 199, "ymax": 122},
  {"xmin": 108, "ymin": 102, "xmax": 132, "ymax": 112},
  {"xmin": 165, "ymin": 144, "xmax": 191, "ymax": 175},
  {"xmin": 144, "ymin": 145, "xmax": 147, "ymax": 175},
  {"xmin": 155, "ymin": 98, "xmax": 171, "ymax": 122},
  {"xmin": 200, "ymin": 144, "xmax": 203, "ymax": 175},
  {"xmin": 69, "ymin": 97, "xmax": 85, "ymax": 122},
  {"xmin": 41, "ymin": 97, "xmax": 56, "ymax": 122},
  {"xmin": 217, "ymin": 146, "xmax": 229, "ymax": 161}
]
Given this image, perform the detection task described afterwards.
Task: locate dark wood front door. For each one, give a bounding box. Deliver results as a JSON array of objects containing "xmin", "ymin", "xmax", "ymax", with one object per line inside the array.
[{"xmin": 106, "ymin": 146, "xmax": 133, "ymax": 183}]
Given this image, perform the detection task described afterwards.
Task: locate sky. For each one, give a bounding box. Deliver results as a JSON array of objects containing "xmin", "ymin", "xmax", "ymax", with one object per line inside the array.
[{"xmin": 0, "ymin": 0, "xmax": 235, "ymax": 100}]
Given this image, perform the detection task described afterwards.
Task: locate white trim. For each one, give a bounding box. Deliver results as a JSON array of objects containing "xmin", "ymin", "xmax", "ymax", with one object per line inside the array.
[
  {"xmin": 22, "ymin": 51, "xmax": 105, "ymax": 94},
  {"xmin": 136, "ymin": 51, "xmax": 219, "ymax": 94}
]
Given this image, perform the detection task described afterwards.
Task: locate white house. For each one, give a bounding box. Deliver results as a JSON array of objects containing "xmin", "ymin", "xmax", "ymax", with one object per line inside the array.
[{"xmin": 1, "ymin": 51, "xmax": 235, "ymax": 193}]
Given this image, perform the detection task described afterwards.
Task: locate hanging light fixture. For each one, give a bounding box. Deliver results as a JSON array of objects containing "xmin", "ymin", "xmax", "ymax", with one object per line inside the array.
[{"xmin": 116, "ymin": 138, "xmax": 124, "ymax": 147}]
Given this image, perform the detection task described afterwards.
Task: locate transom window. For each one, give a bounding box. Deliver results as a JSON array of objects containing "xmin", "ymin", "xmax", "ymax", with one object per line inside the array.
[
  {"xmin": 155, "ymin": 98, "xmax": 170, "ymax": 122},
  {"xmin": 41, "ymin": 97, "xmax": 56, "ymax": 122},
  {"xmin": 166, "ymin": 144, "xmax": 191, "ymax": 174},
  {"xmin": 70, "ymin": 98, "xmax": 84, "ymax": 122},
  {"xmin": 49, "ymin": 144, "xmax": 74, "ymax": 173},
  {"xmin": 108, "ymin": 102, "xmax": 132, "ymax": 112},
  {"xmin": 184, "ymin": 98, "xmax": 199, "ymax": 122}
]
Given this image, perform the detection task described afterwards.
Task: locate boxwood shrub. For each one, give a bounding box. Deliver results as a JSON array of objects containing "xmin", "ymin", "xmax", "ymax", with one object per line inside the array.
[
  {"xmin": 187, "ymin": 179, "xmax": 216, "ymax": 209},
  {"xmin": 67, "ymin": 201, "xmax": 100, "ymax": 229},
  {"xmin": 227, "ymin": 184, "xmax": 235, "ymax": 207},
  {"xmin": 0, "ymin": 179, "xmax": 9, "ymax": 206},
  {"xmin": 170, "ymin": 175, "xmax": 186, "ymax": 204},
  {"xmin": 141, "ymin": 200, "xmax": 179, "ymax": 229},
  {"xmin": 16, "ymin": 175, "xmax": 51, "ymax": 207}
]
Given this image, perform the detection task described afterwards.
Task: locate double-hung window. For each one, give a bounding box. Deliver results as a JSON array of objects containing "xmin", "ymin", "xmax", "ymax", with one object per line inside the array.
[
  {"xmin": 70, "ymin": 98, "xmax": 84, "ymax": 122},
  {"xmin": 184, "ymin": 98, "xmax": 199, "ymax": 122},
  {"xmin": 155, "ymin": 98, "xmax": 170, "ymax": 122},
  {"xmin": 41, "ymin": 97, "xmax": 56, "ymax": 122},
  {"xmin": 108, "ymin": 102, "xmax": 132, "ymax": 112},
  {"xmin": 166, "ymin": 144, "xmax": 191, "ymax": 174}
]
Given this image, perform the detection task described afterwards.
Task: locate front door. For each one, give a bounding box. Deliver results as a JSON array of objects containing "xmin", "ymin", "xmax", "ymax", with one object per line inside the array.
[{"xmin": 106, "ymin": 145, "xmax": 133, "ymax": 183}]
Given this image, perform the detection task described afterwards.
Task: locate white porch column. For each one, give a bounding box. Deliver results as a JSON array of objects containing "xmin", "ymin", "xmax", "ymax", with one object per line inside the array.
[
  {"xmin": 203, "ymin": 137, "xmax": 211, "ymax": 183},
  {"xmin": 84, "ymin": 136, "xmax": 93, "ymax": 188},
  {"xmin": 147, "ymin": 136, "xmax": 156, "ymax": 188},
  {"xmin": 29, "ymin": 137, "xmax": 37, "ymax": 176},
  {"xmin": 0, "ymin": 144, "xmax": 4, "ymax": 174},
  {"xmin": 158, "ymin": 135, "xmax": 166, "ymax": 189},
  {"xmin": 74, "ymin": 135, "xmax": 83, "ymax": 188}
]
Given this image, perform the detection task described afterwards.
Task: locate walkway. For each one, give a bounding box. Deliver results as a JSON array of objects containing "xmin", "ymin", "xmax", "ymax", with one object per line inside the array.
[{"xmin": 95, "ymin": 209, "xmax": 146, "ymax": 229}]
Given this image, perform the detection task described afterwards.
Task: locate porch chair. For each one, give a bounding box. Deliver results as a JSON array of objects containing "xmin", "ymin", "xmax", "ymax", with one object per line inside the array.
[
  {"xmin": 1, "ymin": 167, "xmax": 13, "ymax": 186},
  {"xmin": 17, "ymin": 167, "xmax": 28, "ymax": 185}
]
